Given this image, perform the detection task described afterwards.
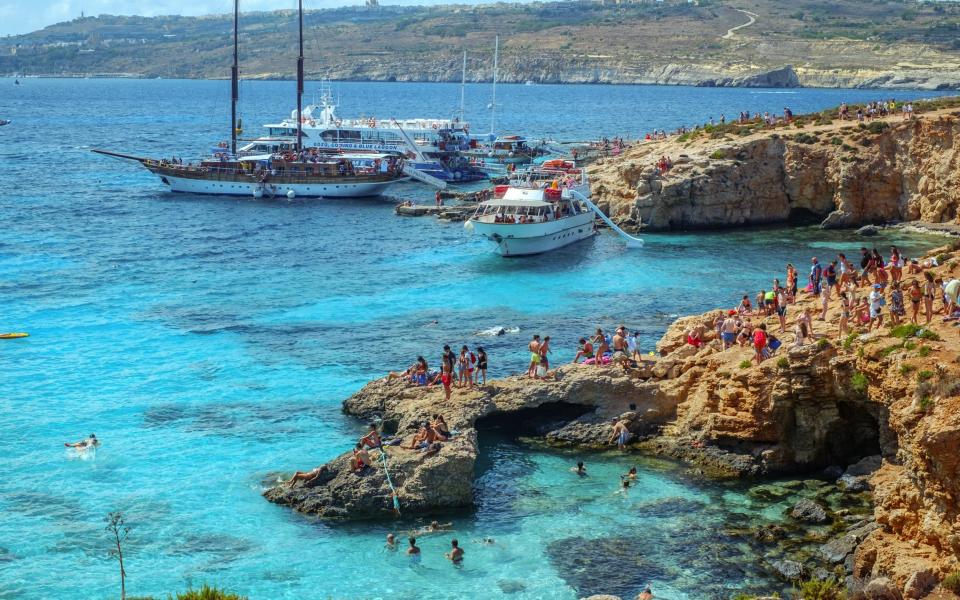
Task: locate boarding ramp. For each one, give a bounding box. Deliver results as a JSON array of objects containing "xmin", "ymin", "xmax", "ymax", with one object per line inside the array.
[{"xmin": 402, "ymin": 163, "xmax": 447, "ymax": 189}]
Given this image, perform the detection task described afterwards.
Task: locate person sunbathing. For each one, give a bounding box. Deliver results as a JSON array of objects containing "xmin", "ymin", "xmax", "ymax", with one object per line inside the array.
[
  {"xmin": 284, "ymin": 465, "xmax": 328, "ymax": 486},
  {"xmin": 359, "ymin": 423, "xmax": 382, "ymax": 450},
  {"xmin": 350, "ymin": 444, "xmax": 372, "ymax": 472}
]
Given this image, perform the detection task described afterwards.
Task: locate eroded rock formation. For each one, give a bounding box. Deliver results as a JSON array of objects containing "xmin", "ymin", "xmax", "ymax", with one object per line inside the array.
[{"xmin": 589, "ymin": 103, "xmax": 960, "ymax": 232}]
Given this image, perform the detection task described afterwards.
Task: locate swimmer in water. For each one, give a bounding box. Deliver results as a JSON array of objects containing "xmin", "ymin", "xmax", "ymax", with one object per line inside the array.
[
  {"xmin": 638, "ymin": 585, "xmax": 654, "ymax": 600},
  {"xmin": 64, "ymin": 434, "xmax": 100, "ymax": 450},
  {"xmin": 445, "ymin": 539, "xmax": 464, "ymax": 564},
  {"xmin": 385, "ymin": 533, "xmax": 396, "ymax": 550},
  {"xmin": 570, "ymin": 461, "xmax": 587, "ymax": 476},
  {"xmin": 624, "ymin": 466, "xmax": 638, "ymax": 481},
  {"xmin": 407, "ymin": 536, "xmax": 420, "ymax": 555},
  {"xmin": 615, "ymin": 478, "xmax": 631, "ymax": 494}
]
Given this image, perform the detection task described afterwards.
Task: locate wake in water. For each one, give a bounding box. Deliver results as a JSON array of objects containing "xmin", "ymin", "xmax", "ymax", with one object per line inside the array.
[{"xmin": 475, "ymin": 326, "xmax": 520, "ymax": 337}]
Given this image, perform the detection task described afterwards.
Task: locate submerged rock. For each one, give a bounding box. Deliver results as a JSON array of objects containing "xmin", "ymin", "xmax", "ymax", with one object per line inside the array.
[
  {"xmin": 790, "ymin": 498, "xmax": 829, "ymax": 523},
  {"xmin": 856, "ymin": 225, "xmax": 880, "ymax": 236}
]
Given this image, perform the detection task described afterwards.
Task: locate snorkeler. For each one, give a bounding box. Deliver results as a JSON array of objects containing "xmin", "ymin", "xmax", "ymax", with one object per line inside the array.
[{"xmin": 64, "ymin": 434, "xmax": 100, "ymax": 450}]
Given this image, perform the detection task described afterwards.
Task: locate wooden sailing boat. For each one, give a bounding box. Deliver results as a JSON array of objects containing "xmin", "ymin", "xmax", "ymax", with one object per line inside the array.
[{"xmin": 93, "ymin": 0, "xmax": 408, "ymax": 199}]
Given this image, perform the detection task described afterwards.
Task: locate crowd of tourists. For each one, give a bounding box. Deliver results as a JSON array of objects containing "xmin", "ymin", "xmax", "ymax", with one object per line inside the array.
[{"xmin": 682, "ymin": 246, "xmax": 959, "ymax": 368}]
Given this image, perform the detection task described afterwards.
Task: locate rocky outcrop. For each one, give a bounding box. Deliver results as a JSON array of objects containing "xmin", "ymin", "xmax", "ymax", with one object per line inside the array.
[
  {"xmin": 589, "ymin": 101, "xmax": 960, "ymax": 231},
  {"xmin": 266, "ymin": 246, "xmax": 960, "ymax": 597},
  {"xmin": 263, "ymin": 365, "xmax": 674, "ymax": 519}
]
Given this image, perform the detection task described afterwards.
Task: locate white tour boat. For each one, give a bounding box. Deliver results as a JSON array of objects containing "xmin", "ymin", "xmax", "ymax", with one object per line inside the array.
[{"xmin": 465, "ymin": 162, "xmax": 597, "ymax": 256}]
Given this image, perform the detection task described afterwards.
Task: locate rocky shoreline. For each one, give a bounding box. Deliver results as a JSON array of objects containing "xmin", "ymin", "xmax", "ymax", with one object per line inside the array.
[
  {"xmin": 264, "ymin": 244, "xmax": 960, "ymax": 598},
  {"xmin": 589, "ymin": 97, "xmax": 960, "ymax": 234}
]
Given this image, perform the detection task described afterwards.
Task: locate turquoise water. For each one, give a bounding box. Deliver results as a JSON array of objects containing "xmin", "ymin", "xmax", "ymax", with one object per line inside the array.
[{"xmin": 0, "ymin": 79, "xmax": 951, "ymax": 599}]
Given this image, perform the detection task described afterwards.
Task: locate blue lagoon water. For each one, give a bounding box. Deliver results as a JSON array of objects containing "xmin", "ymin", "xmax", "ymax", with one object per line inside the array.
[{"xmin": 0, "ymin": 79, "xmax": 952, "ymax": 599}]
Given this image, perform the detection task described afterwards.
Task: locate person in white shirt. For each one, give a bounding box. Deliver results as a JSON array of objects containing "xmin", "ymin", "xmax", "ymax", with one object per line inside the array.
[{"xmin": 869, "ymin": 284, "xmax": 885, "ymax": 330}]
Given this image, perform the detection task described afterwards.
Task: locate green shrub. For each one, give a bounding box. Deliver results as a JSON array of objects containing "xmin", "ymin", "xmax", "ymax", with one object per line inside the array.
[
  {"xmin": 867, "ymin": 121, "xmax": 890, "ymax": 135},
  {"xmin": 171, "ymin": 585, "xmax": 247, "ymax": 600},
  {"xmin": 904, "ymin": 341, "xmax": 917, "ymax": 351},
  {"xmin": 677, "ymin": 133, "xmax": 691, "ymax": 143},
  {"xmin": 794, "ymin": 577, "xmax": 847, "ymax": 599},
  {"xmin": 710, "ymin": 149, "xmax": 727, "ymax": 159},
  {"xmin": 919, "ymin": 395, "xmax": 933, "ymax": 411},
  {"xmin": 918, "ymin": 346, "xmax": 931, "ymax": 357},
  {"xmin": 900, "ymin": 364, "xmax": 916, "ymax": 375},
  {"xmin": 942, "ymin": 571, "xmax": 960, "ymax": 594},
  {"xmin": 937, "ymin": 253, "xmax": 951, "ymax": 264},
  {"xmin": 880, "ymin": 344, "xmax": 901, "ymax": 357},
  {"xmin": 919, "ymin": 329, "xmax": 941, "ymax": 341},
  {"xmin": 817, "ymin": 338, "xmax": 831, "ymax": 350},
  {"xmin": 890, "ymin": 324, "xmax": 922, "ymax": 339},
  {"xmin": 830, "ymin": 137, "xmax": 843, "ymax": 145},
  {"xmin": 851, "ymin": 371, "xmax": 868, "ymax": 393},
  {"xmin": 917, "ymin": 370, "xmax": 935, "ymax": 382},
  {"xmin": 843, "ymin": 332, "xmax": 857, "ymax": 350},
  {"xmin": 794, "ymin": 133, "xmax": 818, "ymax": 144},
  {"xmin": 739, "ymin": 360, "xmax": 752, "ymax": 369},
  {"xmin": 857, "ymin": 346, "xmax": 865, "ymax": 358},
  {"xmin": 777, "ymin": 357, "xmax": 790, "ymax": 369}
]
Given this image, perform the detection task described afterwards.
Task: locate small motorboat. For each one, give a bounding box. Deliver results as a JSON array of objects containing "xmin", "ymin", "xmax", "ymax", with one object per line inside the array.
[{"xmin": 0, "ymin": 120, "xmax": 10, "ymax": 126}]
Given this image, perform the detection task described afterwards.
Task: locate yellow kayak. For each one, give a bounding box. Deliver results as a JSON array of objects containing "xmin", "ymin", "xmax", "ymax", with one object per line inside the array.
[{"xmin": 0, "ymin": 333, "xmax": 29, "ymax": 339}]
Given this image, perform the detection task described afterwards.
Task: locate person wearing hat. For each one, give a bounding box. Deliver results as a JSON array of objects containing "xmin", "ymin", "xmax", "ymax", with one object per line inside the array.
[{"xmin": 869, "ymin": 283, "xmax": 885, "ymax": 330}]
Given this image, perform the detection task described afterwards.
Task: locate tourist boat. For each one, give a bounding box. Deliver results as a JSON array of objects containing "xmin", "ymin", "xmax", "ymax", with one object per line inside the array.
[
  {"xmin": 261, "ymin": 80, "xmax": 486, "ymax": 184},
  {"xmin": 463, "ymin": 134, "xmax": 544, "ymax": 166},
  {"xmin": 464, "ymin": 162, "xmax": 596, "ymax": 256},
  {"xmin": 92, "ymin": 0, "xmax": 409, "ymax": 199},
  {"xmin": 0, "ymin": 119, "xmax": 9, "ymax": 126}
]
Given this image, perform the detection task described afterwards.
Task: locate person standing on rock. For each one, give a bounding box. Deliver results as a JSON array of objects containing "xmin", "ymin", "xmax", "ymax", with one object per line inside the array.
[
  {"xmin": 809, "ymin": 257, "xmax": 823, "ymax": 296},
  {"xmin": 786, "ymin": 263, "xmax": 798, "ymax": 303},
  {"xmin": 527, "ymin": 335, "xmax": 541, "ymax": 378},
  {"xmin": 592, "ymin": 328, "xmax": 609, "ymax": 367},
  {"xmin": 752, "ymin": 323, "xmax": 768, "ymax": 365},
  {"xmin": 721, "ymin": 312, "xmax": 739, "ymax": 349},
  {"xmin": 440, "ymin": 345, "xmax": 455, "ymax": 401},
  {"xmin": 476, "ymin": 347, "xmax": 488, "ymax": 386},
  {"xmin": 538, "ymin": 336, "xmax": 551, "ymax": 376},
  {"xmin": 869, "ymin": 284, "xmax": 885, "ymax": 330},
  {"xmin": 609, "ymin": 418, "xmax": 631, "ymax": 450}
]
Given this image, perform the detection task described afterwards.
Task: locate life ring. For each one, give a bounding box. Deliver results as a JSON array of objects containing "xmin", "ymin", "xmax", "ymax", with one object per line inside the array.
[
  {"xmin": 432, "ymin": 123, "xmax": 438, "ymax": 129},
  {"xmin": 308, "ymin": 119, "xmax": 315, "ymax": 127},
  {"xmin": 335, "ymin": 119, "xmax": 342, "ymax": 127}
]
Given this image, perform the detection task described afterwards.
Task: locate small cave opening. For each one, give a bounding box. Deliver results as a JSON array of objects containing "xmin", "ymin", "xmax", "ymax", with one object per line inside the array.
[
  {"xmin": 475, "ymin": 402, "xmax": 596, "ymax": 437},
  {"xmin": 824, "ymin": 401, "xmax": 884, "ymax": 466},
  {"xmin": 787, "ymin": 206, "xmax": 824, "ymax": 226}
]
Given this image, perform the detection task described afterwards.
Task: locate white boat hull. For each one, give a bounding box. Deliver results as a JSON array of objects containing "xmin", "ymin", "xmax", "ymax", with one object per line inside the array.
[
  {"xmin": 470, "ymin": 212, "xmax": 596, "ymax": 256},
  {"xmin": 156, "ymin": 172, "xmax": 403, "ymax": 198}
]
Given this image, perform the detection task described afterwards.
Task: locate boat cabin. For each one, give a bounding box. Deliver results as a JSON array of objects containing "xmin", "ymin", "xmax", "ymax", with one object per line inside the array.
[{"xmin": 472, "ymin": 187, "xmax": 586, "ymax": 224}]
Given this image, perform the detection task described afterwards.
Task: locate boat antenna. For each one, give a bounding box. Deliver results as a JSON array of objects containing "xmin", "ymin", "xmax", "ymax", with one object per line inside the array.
[
  {"xmin": 230, "ymin": 0, "xmax": 239, "ymax": 156},
  {"xmin": 296, "ymin": 0, "xmax": 304, "ymax": 152},
  {"xmin": 459, "ymin": 50, "xmax": 466, "ymax": 123},
  {"xmin": 490, "ymin": 35, "xmax": 498, "ymax": 136}
]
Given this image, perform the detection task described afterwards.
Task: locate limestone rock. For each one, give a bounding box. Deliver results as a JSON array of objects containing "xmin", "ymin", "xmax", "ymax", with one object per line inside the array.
[
  {"xmin": 771, "ymin": 558, "xmax": 807, "ymax": 580},
  {"xmin": 863, "ymin": 577, "xmax": 903, "ymax": 600},
  {"xmin": 902, "ymin": 569, "xmax": 936, "ymax": 599},
  {"xmin": 857, "ymin": 225, "xmax": 880, "ymax": 236},
  {"xmin": 791, "ymin": 498, "xmax": 829, "ymax": 523}
]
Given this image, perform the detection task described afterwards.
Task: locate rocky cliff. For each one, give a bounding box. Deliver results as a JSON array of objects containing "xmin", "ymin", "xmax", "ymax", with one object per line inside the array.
[
  {"xmin": 589, "ymin": 99, "xmax": 960, "ymax": 232},
  {"xmin": 264, "ymin": 245, "xmax": 960, "ymax": 597}
]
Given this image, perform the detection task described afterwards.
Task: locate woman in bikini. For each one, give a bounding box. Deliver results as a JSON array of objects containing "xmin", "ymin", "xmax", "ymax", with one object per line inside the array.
[
  {"xmin": 873, "ymin": 249, "xmax": 888, "ymax": 286},
  {"xmin": 923, "ymin": 272, "xmax": 937, "ymax": 324},
  {"xmin": 889, "ymin": 246, "xmax": 902, "ymax": 284},
  {"xmin": 838, "ymin": 292, "xmax": 851, "ymax": 339},
  {"xmin": 475, "ymin": 347, "xmax": 487, "ymax": 385},
  {"xmin": 592, "ymin": 328, "xmax": 609, "ymax": 367},
  {"xmin": 908, "ymin": 280, "xmax": 923, "ymax": 324},
  {"xmin": 786, "ymin": 264, "xmax": 798, "ymax": 303}
]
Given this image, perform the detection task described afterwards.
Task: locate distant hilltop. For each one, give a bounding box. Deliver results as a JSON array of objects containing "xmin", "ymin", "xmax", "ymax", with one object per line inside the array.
[{"xmin": 3, "ymin": 0, "xmax": 960, "ymax": 89}]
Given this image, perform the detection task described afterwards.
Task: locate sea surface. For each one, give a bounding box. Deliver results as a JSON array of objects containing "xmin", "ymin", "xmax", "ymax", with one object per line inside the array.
[{"xmin": 0, "ymin": 79, "xmax": 953, "ymax": 600}]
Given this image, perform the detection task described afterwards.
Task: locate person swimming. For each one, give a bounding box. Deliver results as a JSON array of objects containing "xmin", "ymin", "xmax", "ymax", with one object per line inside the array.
[
  {"xmin": 624, "ymin": 466, "xmax": 638, "ymax": 481},
  {"xmin": 64, "ymin": 434, "xmax": 100, "ymax": 450},
  {"xmin": 638, "ymin": 585, "xmax": 654, "ymax": 599},
  {"xmin": 445, "ymin": 539, "xmax": 464, "ymax": 564},
  {"xmin": 571, "ymin": 461, "xmax": 587, "ymax": 476},
  {"xmin": 385, "ymin": 533, "xmax": 396, "ymax": 550},
  {"xmin": 407, "ymin": 536, "xmax": 420, "ymax": 555}
]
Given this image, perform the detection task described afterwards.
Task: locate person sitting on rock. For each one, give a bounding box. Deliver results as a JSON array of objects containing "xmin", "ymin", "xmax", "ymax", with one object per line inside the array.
[
  {"xmin": 431, "ymin": 414, "xmax": 451, "ymax": 438},
  {"xmin": 571, "ymin": 338, "xmax": 594, "ymax": 364},
  {"xmin": 350, "ymin": 443, "xmax": 371, "ymax": 472},
  {"xmin": 407, "ymin": 422, "xmax": 443, "ymax": 450},
  {"xmin": 359, "ymin": 423, "xmax": 382, "ymax": 450},
  {"xmin": 284, "ymin": 465, "xmax": 328, "ymax": 487}
]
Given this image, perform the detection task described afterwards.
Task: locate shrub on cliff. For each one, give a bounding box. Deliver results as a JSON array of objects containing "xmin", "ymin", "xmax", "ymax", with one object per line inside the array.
[
  {"xmin": 710, "ymin": 149, "xmax": 727, "ymax": 159},
  {"xmin": 851, "ymin": 371, "xmax": 868, "ymax": 393},
  {"xmin": 793, "ymin": 577, "xmax": 847, "ymax": 599},
  {"xmin": 943, "ymin": 572, "xmax": 960, "ymax": 593},
  {"xmin": 793, "ymin": 133, "xmax": 818, "ymax": 144},
  {"xmin": 171, "ymin": 585, "xmax": 247, "ymax": 600},
  {"xmin": 867, "ymin": 121, "xmax": 890, "ymax": 135}
]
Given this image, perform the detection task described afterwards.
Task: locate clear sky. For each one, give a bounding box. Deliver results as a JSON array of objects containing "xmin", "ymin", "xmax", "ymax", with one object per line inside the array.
[{"xmin": 0, "ymin": 0, "xmax": 500, "ymax": 37}]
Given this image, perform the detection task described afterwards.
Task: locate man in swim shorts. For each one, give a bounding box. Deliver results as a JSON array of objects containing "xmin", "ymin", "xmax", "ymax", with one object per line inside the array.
[
  {"xmin": 721, "ymin": 313, "xmax": 738, "ymax": 349},
  {"xmin": 527, "ymin": 335, "xmax": 541, "ymax": 378},
  {"xmin": 608, "ymin": 419, "xmax": 631, "ymax": 450},
  {"xmin": 65, "ymin": 434, "xmax": 100, "ymax": 450}
]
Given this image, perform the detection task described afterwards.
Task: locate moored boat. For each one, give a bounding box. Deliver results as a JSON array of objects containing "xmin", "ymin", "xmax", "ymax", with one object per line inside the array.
[{"xmin": 464, "ymin": 164, "xmax": 596, "ymax": 256}]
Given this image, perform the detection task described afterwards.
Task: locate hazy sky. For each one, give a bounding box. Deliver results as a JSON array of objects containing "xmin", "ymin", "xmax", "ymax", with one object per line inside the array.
[{"xmin": 0, "ymin": 0, "xmax": 497, "ymax": 37}]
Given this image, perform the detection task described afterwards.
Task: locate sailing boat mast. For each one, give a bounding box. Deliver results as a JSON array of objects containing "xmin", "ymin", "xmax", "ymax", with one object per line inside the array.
[
  {"xmin": 490, "ymin": 35, "xmax": 498, "ymax": 136},
  {"xmin": 459, "ymin": 50, "xmax": 466, "ymax": 123},
  {"xmin": 230, "ymin": 0, "xmax": 239, "ymax": 156},
  {"xmin": 296, "ymin": 0, "xmax": 304, "ymax": 152}
]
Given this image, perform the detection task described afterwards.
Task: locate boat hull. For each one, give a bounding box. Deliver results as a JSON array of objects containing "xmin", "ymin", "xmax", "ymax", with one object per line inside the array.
[
  {"xmin": 147, "ymin": 166, "xmax": 404, "ymax": 198},
  {"xmin": 470, "ymin": 213, "xmax": 596, "ymax": 256}
]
